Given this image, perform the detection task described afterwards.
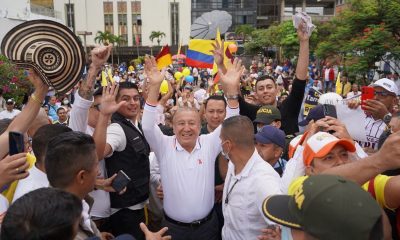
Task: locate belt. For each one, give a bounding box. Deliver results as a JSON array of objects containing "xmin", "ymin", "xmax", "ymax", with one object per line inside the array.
[{"xmin": 164, "ymin": 210, "xmax": 213, "ymax": 228}]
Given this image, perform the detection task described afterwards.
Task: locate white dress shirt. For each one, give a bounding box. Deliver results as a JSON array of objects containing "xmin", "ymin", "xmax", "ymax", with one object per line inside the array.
[
  {"xmin": 68, "ymin": 92, "xmax": 111, "ymax": 219},
  {"xmin": 142, "ymin": 102, "xmax": 239, "ymax": 223},
  {"xmin": 0, "ymin": 194, "xmax": 8, "ymax": 215},
  {"xmin": 12, "ymin": 165, "xmax": 49, "ymax": 203},
  {"xmin": 222, "ymin": 150, "xmax": 282, "ymax": 240}
]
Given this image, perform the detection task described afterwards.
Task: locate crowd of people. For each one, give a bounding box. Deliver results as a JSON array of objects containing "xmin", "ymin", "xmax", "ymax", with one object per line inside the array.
[{"xmin": 1, "ymin": 20, "xmax": 400, "ymax": 240}]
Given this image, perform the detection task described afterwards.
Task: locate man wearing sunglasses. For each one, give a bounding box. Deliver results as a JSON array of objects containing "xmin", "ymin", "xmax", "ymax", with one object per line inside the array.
[
  {"xmin": 0, "ymin": 99, "xmax": 21, "ymax": 120},
  {"xmin": 359, "ymin": 78, "xmax": 399, "ymax": 150}
]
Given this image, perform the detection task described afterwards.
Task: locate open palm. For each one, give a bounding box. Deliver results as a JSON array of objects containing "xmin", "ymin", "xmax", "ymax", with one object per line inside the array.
[
  {"xmin": 219, "ymin": 58, "xmax": 244, "ymax": 88},
  {"xmin": 211, "ymin": 40, "xmax": 224, "ymax": 66},
  {"xmin": 144, "ymin": 55, "xmax": 166, "ymax": 86},
  {"xmin": 99, "ymin": 83, "xmax": 126, "ymax": 115}
]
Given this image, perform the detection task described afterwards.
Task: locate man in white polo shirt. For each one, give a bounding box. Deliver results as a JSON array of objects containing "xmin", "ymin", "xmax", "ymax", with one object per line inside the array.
[{"xmin": 142, "ymin": 56, "xmax": 242, "ymax": 240}]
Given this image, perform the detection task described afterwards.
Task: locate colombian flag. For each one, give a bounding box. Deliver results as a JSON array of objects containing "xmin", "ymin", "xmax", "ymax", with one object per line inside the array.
[
  {"xmin": 186, "ymin": 39, "xmax": 215, "ymax": 69},
  {"xmin": 156, "ymin": 45, "xmax": 173, "ymax": 70}
]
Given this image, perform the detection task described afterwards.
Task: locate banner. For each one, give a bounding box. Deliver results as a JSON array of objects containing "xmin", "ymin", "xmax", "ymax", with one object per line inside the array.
[{"xmin": 303, "ymin": 88, "xmax": 320, "ymax": 116}]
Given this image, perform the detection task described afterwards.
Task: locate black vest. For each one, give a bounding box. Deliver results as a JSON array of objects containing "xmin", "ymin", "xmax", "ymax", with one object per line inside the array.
[{"xmin": 105, "ymin": 112, "xmax": 150, "ymax": 208}]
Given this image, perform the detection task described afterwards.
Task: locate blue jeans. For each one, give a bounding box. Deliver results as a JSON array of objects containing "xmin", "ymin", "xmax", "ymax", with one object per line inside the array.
[{"xmin": 324, "ymin": 81, "xmax": 333, "ymax": 93}]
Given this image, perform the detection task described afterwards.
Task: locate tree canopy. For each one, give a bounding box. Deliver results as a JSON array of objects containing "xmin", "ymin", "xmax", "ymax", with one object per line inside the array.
[{"xmin": 315, "ymin": 0, "xmax": 400, "ymax": 76}]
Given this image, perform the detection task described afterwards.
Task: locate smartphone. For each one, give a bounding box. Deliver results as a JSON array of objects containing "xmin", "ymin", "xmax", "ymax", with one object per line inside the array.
[
  {"xmin": 111, "ymin": 170, "xmax": 131, "ymax": 193},
  {"xmin": 323, "ymin": 104, "xmax": 337, "ymax": 134},
  {"xmin": 323, "ymin": 104, "xmax": 337, "ymax": 119},
  {"xmin": 9, "ymin": 131, "xmax": 24, "ymax": 156},
  {"xmin": 361, "ymin": 86, "xmax": 375, "ymax": 110}
]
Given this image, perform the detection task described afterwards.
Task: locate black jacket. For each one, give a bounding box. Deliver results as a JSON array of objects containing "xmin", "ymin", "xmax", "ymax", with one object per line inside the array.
[{"xmin": 239, "ymin": 78, "xmax": 306, "ymax": 135}]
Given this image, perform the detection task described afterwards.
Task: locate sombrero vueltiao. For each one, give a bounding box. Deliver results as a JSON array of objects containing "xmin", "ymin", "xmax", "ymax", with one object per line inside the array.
[{"xmin": 1, "ymin": 19, "xmax": 85, "ymax": 94}]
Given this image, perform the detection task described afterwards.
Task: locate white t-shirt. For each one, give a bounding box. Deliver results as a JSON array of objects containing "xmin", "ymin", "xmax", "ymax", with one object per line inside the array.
[
  {"xmin": 194, "ymin": 88, "xmax": 207, "ymax": 103},
  {"xmin": 12, "ymin": 165, "xmax": 49, "ymax": 203},
  {"xmin": 356, "ymin": 116, "xmax": 387, "ymax": 150},
  {"xmin": 346, "ymin": 91, "xmax": 361, "ymax": 99},
  {"xmin": 0, "ymin": 109, "xmax": 21, "ymax": 119},
  {"xmin": 324, "ymin": 68, "xmax": 331, "ymax": 82}
]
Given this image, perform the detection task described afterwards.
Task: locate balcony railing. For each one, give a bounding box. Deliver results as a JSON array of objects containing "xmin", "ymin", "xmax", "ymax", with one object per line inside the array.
[{"xmin": 30, "ymin": 3, "xmax": 62, "ymax": 19}]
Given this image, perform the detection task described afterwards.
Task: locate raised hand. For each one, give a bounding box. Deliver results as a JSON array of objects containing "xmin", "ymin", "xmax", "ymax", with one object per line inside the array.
[
  {"xmin": 211, "ymin": 39, "xmax": 225, "ymax": 67},
  {"xmin": 91, "ymin": 44, "xmax": 113, "ymax": 69},
  {"xmin": 297, "ymin": 21, "xmax": 310, "ymax": 42},
  {"xmin": 144, "ymin": 55, "xmax": 166, "ymax": 86},
  {"xmin": 27, "ymin": 68, "xmax": 47, "ymax": 91},
  {"xmin": 99, "ymin": 83, "xmax": 126, "ymax": 116},
  {"xmin": 363, "ymin": 99, "xmax": 390, "ymax": 120},
  {"xmin": 219, "ymin": 57, "xmax": 244, "ymax": 94}
]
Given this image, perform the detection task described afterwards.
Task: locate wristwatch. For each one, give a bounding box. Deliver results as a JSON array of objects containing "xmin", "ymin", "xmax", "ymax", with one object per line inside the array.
[
  {"xmin": 383, "ymin": 113, "xmax": 392, "ymax": 125},
  {"xmin": 226, "ymin": 94, "xmax": 239, "ymax": 100}
]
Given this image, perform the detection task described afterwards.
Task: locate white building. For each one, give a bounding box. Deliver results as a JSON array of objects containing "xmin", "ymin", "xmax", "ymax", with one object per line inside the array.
[
  {"xmin": 53, "ymin": 0, "xmax": 191, "ymax": 47},
  {"xmin": 0, "ymin": 0, "xmax": 62, "ymax": 42}
]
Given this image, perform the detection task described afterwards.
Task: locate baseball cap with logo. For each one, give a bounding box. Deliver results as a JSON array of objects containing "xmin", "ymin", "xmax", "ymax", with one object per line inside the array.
[
  {"xmin": 254, "ymin": 105, "xmax": 281, "ymax": 125},
  {"xmin": 287, "ymin": 134, "xmax": 306, "ymax": 159},
  {"xmin": 262, "ymin": 175, "xmax": 383, "ymax": 240},
  {"xmin": 298, "ymin": 105, "xmax": 325, "ymax": 127},
  {"xmin": 302, "ymin": 132, "xmax": 355, "ymax": 166},
  {"xmin": 372, "ymin": 78, "xmax": 399, "ymax": 96},
  {"xmin": 255, "ymin": 125, "xmax": 285, "ymax": 148}
]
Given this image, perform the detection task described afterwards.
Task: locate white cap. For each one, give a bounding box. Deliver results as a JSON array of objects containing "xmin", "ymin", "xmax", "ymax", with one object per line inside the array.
[
  {"xmin": 372, "ymin": 78, "xmax": 398, "ymax": 95},
  {"xmin": 318, "ymin": 92, "xmax": 343, "ymax": 106}
]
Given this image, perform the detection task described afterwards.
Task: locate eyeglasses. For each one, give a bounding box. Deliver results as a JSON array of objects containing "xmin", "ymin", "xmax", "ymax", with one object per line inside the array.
[
  {"xmin": 375, "ymin": 91, "xmax": 396, "ymax": 97},
  {"xmin": 91, "ymin": 104, "xmax": 101, "ymax": 111}
]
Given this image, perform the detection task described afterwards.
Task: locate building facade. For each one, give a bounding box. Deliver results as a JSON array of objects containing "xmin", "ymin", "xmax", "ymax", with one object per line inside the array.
[{"xmin": 51, "ymin": 0, "xmax": 191, "ymax": 48}]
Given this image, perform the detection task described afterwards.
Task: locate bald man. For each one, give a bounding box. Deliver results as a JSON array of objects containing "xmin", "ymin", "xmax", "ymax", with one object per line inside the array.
[{"xmin": 220, "ymin": 115, "xmax": 282, "ymax": 240}]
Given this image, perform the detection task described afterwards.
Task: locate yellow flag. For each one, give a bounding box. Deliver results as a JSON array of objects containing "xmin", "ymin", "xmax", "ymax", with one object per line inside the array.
[
  {"xmin": 212, "ymin": 29, "xmax": 222, "ymax": 75},
  {"xmin": 335, "ymin": 72, "xmax": 342, "ymax": 95}
]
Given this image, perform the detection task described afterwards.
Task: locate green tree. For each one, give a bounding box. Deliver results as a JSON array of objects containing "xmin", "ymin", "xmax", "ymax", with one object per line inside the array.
[
  {"xmin": 111, "ymin": 35, "xmax": 127, "ymax": 64},
  {"xmin": 235, "ymin": 24, "xmax": 255, "ymax": 42},
  {"xmin": 94, "ymin": 31, "xmax": 112, "ymax": 45},
  {"xmin": 244, "ymin": 21, "xmax": 324, "ymax": 60},
  {"xmin": 149, "ymin": 31, "xmax": 166, "ymax": 46},
  {"xmin": 315, "ymin": 0, "xmax": 400, "ymax": 78}
]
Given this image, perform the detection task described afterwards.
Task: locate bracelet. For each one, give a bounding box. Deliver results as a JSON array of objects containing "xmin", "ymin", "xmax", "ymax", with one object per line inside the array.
[{"xmin": 30, "ymin": 94, "xmax": 42, "ymax": 106}]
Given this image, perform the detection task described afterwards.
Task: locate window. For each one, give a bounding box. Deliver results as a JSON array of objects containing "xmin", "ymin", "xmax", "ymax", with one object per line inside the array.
[
  {"xmin": 118, "ymin": 14, "xmax": 127, "ymax": 46},
  {"xmin": 65, "ymin": 3, "xmax": 75, "ymax": 32},
  {"xmin": 171, "ymin": 2, "xmax": 179, "ymax": 45},
  {"xmin": 132, "ymin": 14, "xmax": 142, "ymax": 46},
  {"xmin": 131, "ymin": 1, "xmax": 142, "ymax": 46},
  {"xmin": 103, "ymin": 2, "xmax": 113, "ymax": 34}
]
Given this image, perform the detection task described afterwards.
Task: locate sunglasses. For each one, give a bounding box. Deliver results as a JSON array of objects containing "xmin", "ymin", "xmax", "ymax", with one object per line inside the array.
[{"xmin": 375, "ymin": 91, "xmax": 396, "ymax": 97}]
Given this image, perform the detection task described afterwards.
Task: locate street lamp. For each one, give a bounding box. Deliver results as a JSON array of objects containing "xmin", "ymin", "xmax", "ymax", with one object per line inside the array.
[{"xmin": 77, "ymin": 31, "xmax": 92, "ymax": 55}]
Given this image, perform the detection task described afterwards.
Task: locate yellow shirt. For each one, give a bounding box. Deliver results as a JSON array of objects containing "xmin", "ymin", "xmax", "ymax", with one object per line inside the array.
[
  {"xmin": 288, "ymin": 175, "xmax": 392, "ymax": 210},
  {"xmin": 2, "ymin": 153, "xmax": 36, "ymax": 203}
]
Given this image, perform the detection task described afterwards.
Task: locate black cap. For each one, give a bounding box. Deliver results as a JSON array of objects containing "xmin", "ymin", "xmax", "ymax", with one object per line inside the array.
[
  {"xmin": 254, "ymin": 105, "xmax": 281, "ymax": 125},
  {"xmin": 298, "ymin": 105, "xmax": 324, "ymax": 127}
]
